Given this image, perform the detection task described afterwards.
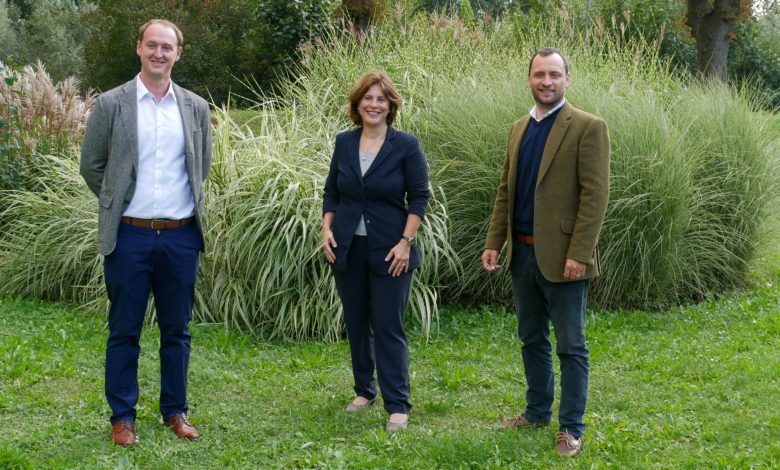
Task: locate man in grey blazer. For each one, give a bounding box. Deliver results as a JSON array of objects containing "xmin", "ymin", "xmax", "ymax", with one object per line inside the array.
[{"xmin": 80, "ymin": 19, "xmax": 211, "ymax": 446}]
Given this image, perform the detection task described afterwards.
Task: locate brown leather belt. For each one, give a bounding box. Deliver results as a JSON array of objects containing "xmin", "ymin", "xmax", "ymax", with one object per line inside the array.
[
  {"xmin": 513, "ymin": 232, "xmax": 534, "ymax": 245},
  {"xmin": 121, "ymin": 216, "xmax": 195, "ymax": 230}
]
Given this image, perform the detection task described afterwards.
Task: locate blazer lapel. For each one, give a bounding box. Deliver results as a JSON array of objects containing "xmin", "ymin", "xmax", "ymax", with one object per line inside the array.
[
  {"xmin": 345, "ymin": 128, "xmax": 362, "ymax": 181},
  {"xmin": 118, "ymin": 80, "xmax": 138, "ymax": 171},
  {"xmin": 174, "ymin": 84, "xmax": 195, "ymax": 177},
  {"xmin": 537, "ymin": 103, "xmax": 572, "ymax": 187},
  {"xmin": 363, "ymin": 126, "xmax": 397, "ymax": 179}
]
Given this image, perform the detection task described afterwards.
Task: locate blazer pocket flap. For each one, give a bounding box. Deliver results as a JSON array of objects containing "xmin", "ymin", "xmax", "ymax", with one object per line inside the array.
[
  {"xmin": 560, "ymin": 219, "xmax": 575, "ymax": 234},
  {"xmin": 99, "ymin": 192, "xmax": 113, "ymax": 209}
]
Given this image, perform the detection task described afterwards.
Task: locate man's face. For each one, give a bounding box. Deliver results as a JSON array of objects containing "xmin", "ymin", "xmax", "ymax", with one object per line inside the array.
[
  {"xmin": 136, "ymin": 23, "xmax": 182, "ymax": 81},
  {"xmin": 527, "ymin": 53, "xmax": 570, "ymax": 108}
]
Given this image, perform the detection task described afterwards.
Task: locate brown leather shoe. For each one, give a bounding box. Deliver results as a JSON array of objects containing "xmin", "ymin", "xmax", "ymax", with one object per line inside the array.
[
  {"xmin": 555, "ymin": 431, "xmax": 583, "ymax": 457},
  {"xmin": 497, "ymin": 412, "xmax": 550, "ymax": 429},
  {"xmin": 111, "ymin": 419, "xmax": 137, "ymax": 446},
  {"xmin": 164, "ymin": 414, "xmax": 200, "ymax": 441}
]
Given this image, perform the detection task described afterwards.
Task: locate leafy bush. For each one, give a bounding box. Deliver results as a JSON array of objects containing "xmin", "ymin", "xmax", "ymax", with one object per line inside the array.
[
  {"xmin": 82, "ymin": 0, "xmax": 338, "ymax": 104},
  {"xmin": 0, "ymin": 0, "xmax": 95, "ymax": 83}
]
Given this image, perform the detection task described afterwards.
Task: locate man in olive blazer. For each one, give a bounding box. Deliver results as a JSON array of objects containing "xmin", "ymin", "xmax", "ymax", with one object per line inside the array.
[
  {"xmin": 80, "ymin": 19, "xmax": 211, "ymax": 446},
  {"xmin": 482, "ymin": 48, "xmax": 609, "ymax": 457}
]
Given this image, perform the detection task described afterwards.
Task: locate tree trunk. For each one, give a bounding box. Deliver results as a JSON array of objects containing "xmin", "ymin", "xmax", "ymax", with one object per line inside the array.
[
  {"xmin": 686, "ymin": 0, "xmax": 745, "ymax": 81},
  {"xmin": 353, "ymin": 14, "xmax": 370, "ymax": 35}
]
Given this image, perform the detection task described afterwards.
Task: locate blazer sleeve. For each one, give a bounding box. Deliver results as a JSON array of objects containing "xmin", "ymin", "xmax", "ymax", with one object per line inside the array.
[
  {"xmin": 567, "ymin": 117, "xmax": 610, "ymax": 263},
  {"xmin": 404, "ymin": 137, "xmax": 430, "ymax": 218},
  {"xmin": 322, "ymin": 137, "xmax": 341, "ymax": 214},
  {"xmin": 484, "ymin": 125, "xmax": 514, "ymax": 251},
  {"xmin": 79, "ymin": 94, "xmax": 110, "ymax": 197},
  {"xmin": 199, "ymin": 99, "xmax": 212, "ymax": 181}
]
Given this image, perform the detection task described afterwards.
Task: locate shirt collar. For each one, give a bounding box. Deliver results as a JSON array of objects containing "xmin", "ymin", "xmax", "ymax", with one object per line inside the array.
[
  {"xmin": 136, "ymin": 74, "xmax": 177, "ymax": 103},
  {"xmin": 529, "ymin": 98, "xmax": 566, "ymax": 122}
]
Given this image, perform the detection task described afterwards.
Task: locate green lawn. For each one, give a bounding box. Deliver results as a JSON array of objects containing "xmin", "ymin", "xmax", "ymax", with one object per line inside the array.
[{"xmin": 1, "ymin": 262, "xmax": 779, "ymax": 469}]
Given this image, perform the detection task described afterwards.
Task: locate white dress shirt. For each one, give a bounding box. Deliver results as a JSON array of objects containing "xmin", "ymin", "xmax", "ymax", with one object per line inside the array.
[
  {"xmin": 529, "ymin": 98, "xmax": 566, "ymax": 122},
  {"xmin": 123, "ymin": 75, "xmax": 195, "ymax": 220}
]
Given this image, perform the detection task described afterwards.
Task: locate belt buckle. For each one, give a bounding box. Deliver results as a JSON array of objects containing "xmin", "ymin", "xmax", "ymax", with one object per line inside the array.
[{"xmin": 150, "ymin": 219, "xmax": 166, "ymax": 230}]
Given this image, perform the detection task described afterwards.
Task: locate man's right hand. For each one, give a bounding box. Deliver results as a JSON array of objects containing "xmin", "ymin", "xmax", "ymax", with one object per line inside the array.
[{"xmin": 481, "ymin": 249, "xmax": 501, "ymax": 272}]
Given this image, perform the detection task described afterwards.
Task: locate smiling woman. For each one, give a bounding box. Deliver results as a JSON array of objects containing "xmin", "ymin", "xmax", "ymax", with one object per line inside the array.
[{"xmin": 321, "ymin": 70, "xmax": 430, "ymax": 433}]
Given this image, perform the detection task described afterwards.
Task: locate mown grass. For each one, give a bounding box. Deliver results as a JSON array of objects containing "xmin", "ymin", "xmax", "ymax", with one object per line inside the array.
[{"xmin": 1, "ymin": 256, "xmax": 778, "ymax": 468}]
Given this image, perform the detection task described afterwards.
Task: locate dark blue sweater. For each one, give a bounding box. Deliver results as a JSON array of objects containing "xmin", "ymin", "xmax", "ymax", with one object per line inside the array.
[{"xmin": 512, "ymin": 108, "xmax": 561, "ymax": 234}]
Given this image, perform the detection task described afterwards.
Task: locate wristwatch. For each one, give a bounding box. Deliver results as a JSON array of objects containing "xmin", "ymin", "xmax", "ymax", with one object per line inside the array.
[{"xmin": 401, "ymin": 235, "xmax": 415, "ymax": 245}]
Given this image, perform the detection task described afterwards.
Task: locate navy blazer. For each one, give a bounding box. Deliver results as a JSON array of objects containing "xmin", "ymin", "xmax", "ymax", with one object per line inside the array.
[{"xmin": 323, "ymin": 126, "xmax": 430, "ymax": 275}]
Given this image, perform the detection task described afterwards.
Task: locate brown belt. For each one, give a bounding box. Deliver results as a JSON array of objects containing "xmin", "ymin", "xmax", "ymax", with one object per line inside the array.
[
  {"xmin": 121, "ymin": 216, "xmax": 195, "ymax": 230},
  {"xmin": 513, "ymin": 232, "xmax": 534, "ymax": 245}
]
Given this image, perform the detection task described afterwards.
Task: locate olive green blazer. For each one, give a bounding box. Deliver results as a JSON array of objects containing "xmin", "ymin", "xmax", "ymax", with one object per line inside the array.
[{"xmin": 485, "ymin": 102, "xmax": 610, "ymax": 282}]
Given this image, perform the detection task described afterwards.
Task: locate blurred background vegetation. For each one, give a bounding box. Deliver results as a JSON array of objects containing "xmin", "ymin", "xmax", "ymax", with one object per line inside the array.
[
  {"xmin": 1, "ymin": 0, "xmax": 779, "ymax": 340},
  {"xmin": 0, "ymin": 0, "xmax": 778, "ymax": 106}
]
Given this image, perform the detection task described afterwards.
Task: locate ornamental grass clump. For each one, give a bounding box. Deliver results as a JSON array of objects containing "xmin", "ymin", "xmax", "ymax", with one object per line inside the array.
[
  {"xmin": 0, "ymin": 11, "xmax": 777, "ymax": 336},
  {"xmin": 0, "ymin": 60, "xmax": 94, "ymax": 194}
]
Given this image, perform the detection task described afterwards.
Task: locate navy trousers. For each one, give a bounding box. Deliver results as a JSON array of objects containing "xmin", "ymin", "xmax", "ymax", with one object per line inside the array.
[
  {"xmin": 103, "ymin": 222, "xmax": 201, "ymax": 424},
  {"xmin": 510, "ymin": 241, "xmax": 590, "ymax": 438},
  {"xmin": 333, "ymin": 235, "xmax": 413, "ymax": 414}
]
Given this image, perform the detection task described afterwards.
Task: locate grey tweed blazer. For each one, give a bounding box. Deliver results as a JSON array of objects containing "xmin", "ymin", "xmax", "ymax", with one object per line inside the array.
[{"xmin": 80, "ymin": 79, "xmax": 212, "ymax": 256}]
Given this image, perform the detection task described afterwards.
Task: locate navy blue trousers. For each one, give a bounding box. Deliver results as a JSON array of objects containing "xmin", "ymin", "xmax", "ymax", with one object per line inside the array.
[
  {"xmin": 103, "ymin": 222, "xmax": 201, "ymax": 424},
  {"xmin": 511, "ymin": 241, "xmax": 590, "ymax": 438},
  {"xmin": 333, "ymin": 236, "xmax": 413, "ymax": 414}
]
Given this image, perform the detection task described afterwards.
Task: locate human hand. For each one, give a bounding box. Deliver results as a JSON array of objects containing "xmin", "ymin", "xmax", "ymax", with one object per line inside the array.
[
  {"xmin": 481, "ymin": 249, "xmax": 501, "ymax": 272},
  {"xmin": 385, "ymin": 241, "xmax": 411, "ymax": 277},
  {"xmin": 563, "ymin": 258, "xmax": 586, "ymax": 280}
]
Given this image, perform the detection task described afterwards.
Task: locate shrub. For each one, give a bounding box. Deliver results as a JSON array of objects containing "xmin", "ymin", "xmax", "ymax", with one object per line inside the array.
[
  {"xmin": 0, "ymin": 0, "xmax": 96, "ymax": 83},
  {"xmin": 82, "ymin": 0, "xmax": 338, "ymax": 104}
]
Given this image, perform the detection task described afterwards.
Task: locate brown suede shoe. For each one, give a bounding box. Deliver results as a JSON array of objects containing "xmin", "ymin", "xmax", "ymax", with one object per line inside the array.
[
  {"xmin": 497, "ymin": 412, "xmax": 550, "ymax": 429},
  {"xmin": 164, "ymin": 414, "xmax": 200, "ymax": 441},
  {"xmin": 111, "ymin": 419, "xmax": 137, "ymax": 446},
  {"xmin": 555, "ymin": 431, "xmax": 583, "ymax": 457}
]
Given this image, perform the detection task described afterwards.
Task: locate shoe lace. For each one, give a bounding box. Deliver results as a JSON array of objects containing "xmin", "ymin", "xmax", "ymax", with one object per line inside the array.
[
  {"xmin": 556, "ymin": 431, "xmax": 578, "ymax": 448},
  {"xmin": 172, "ymin": 414, "xmax": 193, "ymax": 427},
  {"xmin": 500, "ymin": 413, "xmax": 527, "ymax": 426}
]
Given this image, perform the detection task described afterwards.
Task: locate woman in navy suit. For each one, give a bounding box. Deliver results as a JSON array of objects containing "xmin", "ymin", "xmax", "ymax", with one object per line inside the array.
[{"xmin": 322, "ymin": 71, "xmax": 430, "ymax": 432}]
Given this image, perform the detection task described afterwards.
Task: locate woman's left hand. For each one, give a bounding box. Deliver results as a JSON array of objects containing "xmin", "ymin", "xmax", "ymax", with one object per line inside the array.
[{"xmin": 385, "ymin": 241, "xmax": 411, "ymax": 277}]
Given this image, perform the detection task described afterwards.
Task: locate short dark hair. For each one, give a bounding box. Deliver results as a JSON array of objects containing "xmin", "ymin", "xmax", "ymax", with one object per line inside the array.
[
  {"xmin": 346, "ymin": 70, "xmax": 402, "ymax": 126},
  {"xmin": 138, "ymin": 19, "xmax": 183, "ymax": 47},
  {"xmin": 528, "ymin": 47, "xmax": 569, "ymax": 75}
]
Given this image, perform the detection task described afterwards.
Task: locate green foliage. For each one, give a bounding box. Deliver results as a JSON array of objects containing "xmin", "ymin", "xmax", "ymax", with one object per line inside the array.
[
  {"xmin": 0, "ymin": 0, "xmax": 95, "ymax": 83},
  {"xmin": 729, "ymin": 9, "xmax": 780, "ymax": 109},
  {"xmin": 82, "ymin": 0, "xmax": 337, "ymax": 104},
  {"xmin": 0, "ymin": 2, "xmax": 19, "ymax": 60},
  {"xmin": 1, "ymin": 278, "xmax": 779, "ymax": 466},
  {"xmin": 0, "ymin": 12, "xmax": 778, "ymax": 336},
  {"xmin": 413, "ymin": 0, "xmax": 514, "ymax": 16}
]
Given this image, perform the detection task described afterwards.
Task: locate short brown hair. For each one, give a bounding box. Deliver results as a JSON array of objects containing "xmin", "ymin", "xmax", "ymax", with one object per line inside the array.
[
  {"xmin": 528, "ymin": 47, "xmax": 569, "ymax": 75},
  {"xmin": 137, "ymin": 19, "xmax": 183, "ymax": 47},
  {"xmin": 346, "ymin": 71, "xmax": 402, "ymax": 126}
]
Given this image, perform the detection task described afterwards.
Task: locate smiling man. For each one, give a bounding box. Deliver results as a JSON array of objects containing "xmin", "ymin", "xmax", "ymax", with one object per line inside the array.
[
  {"xmin": 80, "ymin": 19, "xmax": 212, "ymax": 446},
  {"xmin": 482, "ymin": 48, "xmax": 610, "ymax": 457}
]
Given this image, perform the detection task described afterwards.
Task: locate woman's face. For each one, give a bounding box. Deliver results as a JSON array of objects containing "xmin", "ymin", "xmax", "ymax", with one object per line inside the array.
[{"xmin": 358, "ymin": 83, "xmax": 390, "ymax": 127}]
